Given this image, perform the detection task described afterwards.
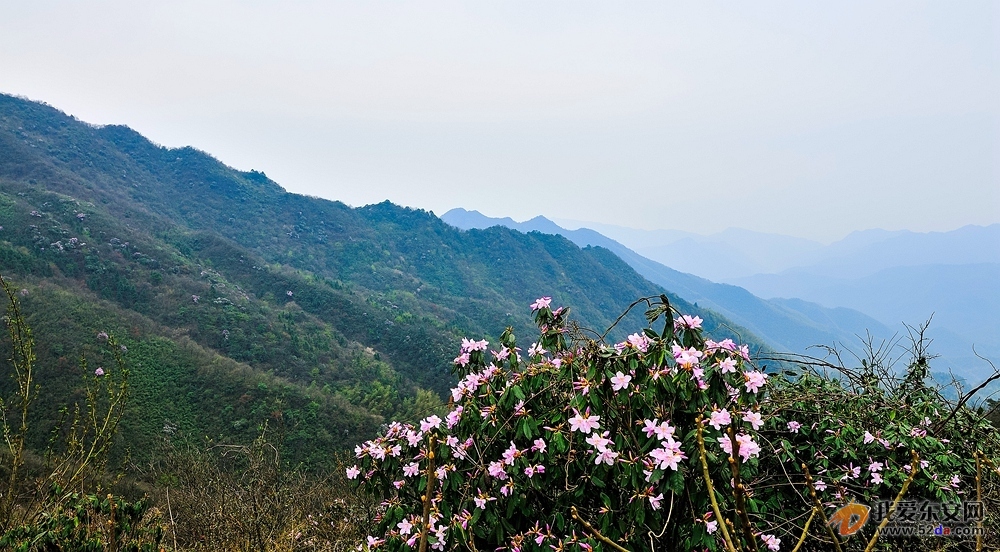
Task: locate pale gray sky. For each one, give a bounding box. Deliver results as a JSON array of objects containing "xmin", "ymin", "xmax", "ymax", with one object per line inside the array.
[{"xmin": 1, "ymin": 1, "xmax": 997, "ymax": 241}]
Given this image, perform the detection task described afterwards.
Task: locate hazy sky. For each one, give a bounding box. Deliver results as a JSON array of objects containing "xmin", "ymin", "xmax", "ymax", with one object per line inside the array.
[{"xmin": 1, "ymin": 1, "xmax": 997, "ymax": 241}]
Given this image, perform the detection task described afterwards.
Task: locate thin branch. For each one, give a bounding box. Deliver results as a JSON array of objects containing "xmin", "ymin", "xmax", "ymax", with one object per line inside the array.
[
  {"xmin": 863, "ymin": 451, "xmax": 920, "ymax": 552},
  {"xmin": 801, "ymin": 463, "xmax": 842, "ymax": 552},
  {"xmin": 696, "ymin": 415, "xmax": 739, "ymax": 552},
  {"xmin": 570, "ymin": 506, "xmax": 629, "ymax": 552}
]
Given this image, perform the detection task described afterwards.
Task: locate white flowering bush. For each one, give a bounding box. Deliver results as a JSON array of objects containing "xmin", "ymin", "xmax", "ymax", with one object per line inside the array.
[{"xmin": 349, "ymin": 296, "xmax": 1000, "ymax": 551}]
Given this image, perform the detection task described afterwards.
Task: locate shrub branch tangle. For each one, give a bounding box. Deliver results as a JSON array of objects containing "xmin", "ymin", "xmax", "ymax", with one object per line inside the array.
[{"xmin": 350, "ymin": 295, "xmax": 1000, "ymax": 552}]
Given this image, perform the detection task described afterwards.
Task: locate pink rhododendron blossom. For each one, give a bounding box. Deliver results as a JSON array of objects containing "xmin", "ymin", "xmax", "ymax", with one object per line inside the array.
[
  {"xmin": 814, "ymin": 480, "xmax": 827, "ymax": 491},
  {"xmin": 743, "ymin": 411, "xmax": 764, "ymax": 431},
  {"xmin": 649, "ymin": 493, "xmax": 664, "ymax": 510},
  {"xmin": 453, "ymin": 353, "xmax": 470, "ymax": 367},
  {"xmin": 863, "ymin": 431, "xmax": 876, "ymax": 444},
  {"xmin": 595, "ymin": 448, "xmax": 619, "ymax": 466},
  {"xmin": 530, "ymin": 297, "xmax": 552, "ymax": 310},
  {"xmin": 649, "ymin": 439, "xmax": 685, "ymax": 471},
  {"xmin": 586, "ymin": 431, "xmax": 613, "ymax": 452},
  {"xmin": 94, "ymin": 367, "xmax": 105, "ymax": 377},
  {"xmin": 610, "ymin": 371, "xmax": 632, "ymax": 391},
  {"xmin": 706, "ymin": 520, "xmax": 718, "ymax": 534},
  {"xmin": 397, "ymin": 518, "xmax": 414, "ymax": 535},
  {"xmin": 626, "ymin": 332, "xmax": 652, "ymax": 352},
  {"xmin": 568, "ymin": 408, "xmax": 601, "ymax": 434},
  {"xmin": 532, "ymin": 438, "xmax": 546, "ymax": 453},
  {"xmin": 642, "ymin": 419, "xmax": 660, "ymax": 439},
  {"xmin": 446, "ymin": 407, "xmax": 463, "ymax": 428},
  {"xmin": 787, "ymin": 421, "xmax": 802, "ymax": 433},
  {"xmin": 744, "ymin": 370, "xmax": 768, "ymax": 393},
  {"xmin": 658, "ymin": 422, "xmax": 676, "ymax": 441},
  {"xmin": 871, "ymin": 472, "xmax": 884, "ymax": 485},
  {"xmin": 420, "ymin": 415, "xmax": 443, "ymax": 432},
  {"xmin": 488, "ymin": 461, "xmax": 508, "ymax": 480},
  {"xmin": 403, "ymin": 462, "xmax": 420, "ymax": 477},
  {"xmin": 761, "ymin": 534, "xmax": 780, "ymax": 551},
  {"xmin": 502, "ymin": 442, "xmax": 522, "ymax": 465},
  {"xmin": 709, "ymin": 409, "xmax": 731, "ymax": 430},
  {"xmin": 674, "ymin": 314, "xmax": 703, "ymax": 329},
  {"xmin": 672, "ymin": 345, "xmax": 703, "ymax": 369},
  {"xmin": 717, "ymin": 357, "xmax": 738, "ymax": 374},
  {"xmin": 528, "ymin": 343, "xmax": 547, "ymax": 357},
  {"xmin": 346, "ymin": 465, "xmax": 360, "ymax": 479}
]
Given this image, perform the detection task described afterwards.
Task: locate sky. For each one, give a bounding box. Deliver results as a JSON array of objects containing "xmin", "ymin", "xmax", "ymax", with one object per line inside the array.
[{"xmin": 1, "ymin": 1, "xmax": 997, "ymax": 242}]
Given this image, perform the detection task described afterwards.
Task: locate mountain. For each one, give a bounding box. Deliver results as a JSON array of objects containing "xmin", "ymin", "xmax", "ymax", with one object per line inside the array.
[
  {"xmin": 442, "ymin": 209, "xmax": 907, "ymax": 368},
  {"xmin": 551, "ymin": 216, "xmax": 1000, "ymax": 379},
  {"xmin": 0, "ymin": 93, "xmax": 760, "ymax": 462}
]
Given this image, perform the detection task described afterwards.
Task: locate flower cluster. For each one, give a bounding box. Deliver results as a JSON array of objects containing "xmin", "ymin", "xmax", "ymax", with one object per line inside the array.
[{"xmin": 348, "ymin": 295, "xmax": 1000, "ymax": 552}]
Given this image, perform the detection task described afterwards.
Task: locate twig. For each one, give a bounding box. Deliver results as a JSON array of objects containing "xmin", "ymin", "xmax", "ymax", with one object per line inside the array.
[
  {"xmin": 570, "ymin": 506, "xmax": 629, "ymax": 552},
  {"xmin": 801, "ymin": 463, "xmax": 842, "ymax": 552},
  {"xmin": 418, "ymin": 434, "xmax": 438, "ymax": 552},
  {"xmin": 933, "ymin": 351, "xmax": 1000, "ymax": 434},
  {"xmin": 863, "ymin": 451, "xmax": 920, "ymax": 552},
  {"xmin": 727, "ymin": 426, "xmax": 758, "ymax": 551},
  {"xmin": 166, "ymin": 486, "xmax": 178, "ymax": 552},
  {"xmin": 790, "ymin": 508, "xmax": 816, "ymax": 552},
  {"xmin": 976, "ymin": 452, "xmax": 983, "ymax": 552},
  {"xmin": 696, "ymin": 415, "xmax": 739, "ymax": 552}
]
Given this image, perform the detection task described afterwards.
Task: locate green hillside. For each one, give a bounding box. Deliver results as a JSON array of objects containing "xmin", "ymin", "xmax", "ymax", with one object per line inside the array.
[{"xmin": 0, "ymin": 93, "xmax": 764, "ymax": 465}]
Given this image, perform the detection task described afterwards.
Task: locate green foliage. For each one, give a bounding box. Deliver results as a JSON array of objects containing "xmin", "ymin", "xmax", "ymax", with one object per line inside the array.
[
  {"xmin": 0, "ymin": 491, "xmax": 163, "ymax": 552},
  {"xmin": 351, "ymin": 298, "xmax": 1000, "ymax": 552},
  {"xmin": 0, "ymin": 92, "xmax": 767, "ymax": 469}
]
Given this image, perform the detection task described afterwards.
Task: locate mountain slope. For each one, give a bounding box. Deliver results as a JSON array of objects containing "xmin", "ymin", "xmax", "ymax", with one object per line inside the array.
[
  {"xmin": 0, "ymin": 93, "xmax": 762, "ymax": 460},
  {"xmin": 442, "ymin": 209, "xmax": 907, "ymax": 359}
]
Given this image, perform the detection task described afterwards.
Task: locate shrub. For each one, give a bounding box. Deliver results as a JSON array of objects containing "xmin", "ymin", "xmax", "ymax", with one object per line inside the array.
[{"xmin": 349, "ymin": 296, "xmax": 1000, "ymax": 551}]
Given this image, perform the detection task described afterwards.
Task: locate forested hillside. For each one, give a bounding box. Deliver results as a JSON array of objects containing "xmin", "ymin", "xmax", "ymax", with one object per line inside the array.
[{"xmin": 0, "ymin": 93, "xmax": 763, "ymax": 464}]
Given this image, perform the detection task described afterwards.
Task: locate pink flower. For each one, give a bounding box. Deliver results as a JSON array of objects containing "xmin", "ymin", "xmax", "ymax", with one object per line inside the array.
[
  {"xmin": 346, "ymin": 465, "xmax": 360, "ymax": 479},
  {"xmin": 717, "ymin": 357, "xmax": 738, "ymax": 374},
  {"xmin": 863, "ymin": 431, "xmax": 875, "ymax": 444},
  {"xmin": 709, "ymin": 409, "xmax": 731, "ymax": 430},
  {"xmin": 531, "ymin": 438, "xmax": 546, "ymax": 453},
  {"xmin": 744, "ymin": 370, "xmax": 768, "ymax": 393},
  {"xmin": 585, "ymin": 431, "xmax": 612, "ymax": 452},
  {"xmin": 398, "ymin": 518, "xmax": 414, "ymax": 535},
  {"xmin": 453, "ymin": 352, "xmax": 470, "ymax": 367},
  {"xmin": 488, "ymin": 461, "xmax": 508, "ymax": 480},
  {"xmin": 460, "ymin": 338, "xmax": 489, "ymax": 352},
  {"xmin": 653, "ymin": 421, "xmax": 675, "ymax": 441},
  {"xmin": 420, "ymin": 415, "xmax": 442, "ymax": 432},
  {"xmin": 502, "ymin": 442, "xmax": 521, "ymax": 465},
  {"xmin": 649, "ymin": 493, "xmax": 664, "ymax": 510},
  {"xmin": 627, "ymin": 333, "xmax": 652, "ymax": 352},
  {"xmin": 672, "ymin": 345, "xmax": 703, "ymax": 369},
  {"xmin": 743, "ymin": 411, "xmax": 764, "ymax": 431},
  {"xmin": 94, "ymin": 367, "xmax": 105, "ymax": 377},
  {"xmin": 871, "ymin": 472, "xmax": 884, "ymax": 485},
  {"xmin": 568, "ymin": 408, "xmax": 601, "ymax": 434},
  {"xmin": 446, "ymin": 407, "xmax": 463, "ymax": 428},
  {"xmin": 787, "ymin": 421, "xmax": 802, "ymax": 433},
  {"xmin": 814, "ymin": 480, "xmax": 827, "ymax": 491},
  {"xmin": 530, "ymin": 297, "xmax": 552, "ymax": 311},
  {"xmin": 706, "ymin": 520, "xmax": 718, "ymax": 534},
  {"xmin": 649, "ymin": 440, "xmax": 685, "ymax": 471},
  {"xmin": 610, "ymin": 371, "xmax": 632, "ymax": 392},
  {"xmin": 594, "ymin": 448, "xmax": 619, "ymax": 466},
  {"xmin": 642, "ymin": 419, "xmax": 660, "ymax": 438},
  {"xmin": 761, "ymin": 534, "xmax": 780, "ymax": 551},
  {"xmin": 528, "ymin": 343, "xmax": 548, "ymax": 357},
  {"xmin": 674, "ymin": 314, "xmax": 703, "ymax": 329},
  {"xmin": 366, "ymin": 536, "xmax": 384, "ymax": 548}
]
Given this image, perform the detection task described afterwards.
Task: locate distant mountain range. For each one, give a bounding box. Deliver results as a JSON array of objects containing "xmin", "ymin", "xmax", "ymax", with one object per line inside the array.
[{"xmin": 445, "ymin": 209, "xmax": 998, "ymax": 381}]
